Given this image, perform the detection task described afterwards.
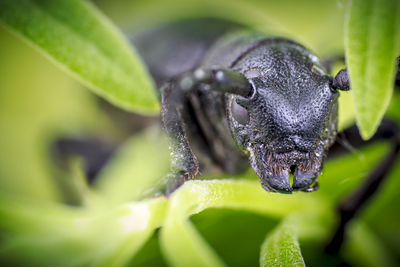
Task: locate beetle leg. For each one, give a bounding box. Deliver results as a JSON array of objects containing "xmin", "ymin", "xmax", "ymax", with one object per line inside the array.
[
  {"xmin": 159, "ymin": 80, "xmax": 200, "ymax": 196},
  {"xmin": 157, "ymin": 68, "xmax": 251, "ymax": 196},
  {"xmin": 325, "ymin": 119, "xmax": 400, "ymax": 255}
]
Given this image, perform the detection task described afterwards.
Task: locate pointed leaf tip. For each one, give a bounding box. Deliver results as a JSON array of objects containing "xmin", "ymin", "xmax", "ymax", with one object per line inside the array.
[
  {"xmin": 345, "ymin": 0, "xmax": 400, "ymax": 140},
  {"xmin": 0, "ymin": 0, "xmax": 159, "ymax": 114}
]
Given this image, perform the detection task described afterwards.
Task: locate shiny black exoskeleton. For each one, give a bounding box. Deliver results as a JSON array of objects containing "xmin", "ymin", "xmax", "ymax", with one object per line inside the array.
[{"xmin": 131, "ymin": 20, "xmax": 352, "ymax": 194}]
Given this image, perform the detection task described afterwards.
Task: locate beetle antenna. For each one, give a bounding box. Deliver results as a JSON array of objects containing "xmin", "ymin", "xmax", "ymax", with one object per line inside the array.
[
  {"xmin": 192, "ymin": 68, "xmax": 254, "ymax": 97},
  {"xmin": 331, "ymin": 68, "xmax": 350, "ymax": 91}
]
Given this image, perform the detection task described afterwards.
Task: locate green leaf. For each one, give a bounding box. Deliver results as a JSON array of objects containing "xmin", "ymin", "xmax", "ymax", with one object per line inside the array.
[
  {"xmin": 92, "ymin": 198, "xmax": 167, "ymax": 267},
  {"xmin": 342, "ymin": 221, "xmax": 397, "ymax": 267},
  {"xmin": 318, "ymin": 142, "xmax": 389, "ymax": 203},
  {"xmin": 345, "ymin": 0, "xmax": 400, "ymax": 139},
  {"xmin": 94, "ymin": 128, "xmax": 170, "ymax": 204},
  {"xmin": 166, "ymin": 180, "xmax": 326, "ymax": 218},
  {"xmin": 260, "ymin": 218, "xmax": 305, "ymax": 267},
  {"xmin": 161, "ymin": 214, "xmax": 227, "ymax": 267},
  {"xmin": 160, "ymin": 180, "xmax": 328, "ymax": 267},
  {"xmin": 0, "ymin": 0, "xmax": 159, "ymax": 114},
  {"xmin": 0, "ymin": 193, "xmax": 167, "ymax": 267}
]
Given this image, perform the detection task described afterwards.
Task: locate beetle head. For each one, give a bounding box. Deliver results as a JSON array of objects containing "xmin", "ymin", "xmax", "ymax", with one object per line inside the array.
[{"xmin": 226, "ymin": 41, "xmax": 339, "ymax": 193}]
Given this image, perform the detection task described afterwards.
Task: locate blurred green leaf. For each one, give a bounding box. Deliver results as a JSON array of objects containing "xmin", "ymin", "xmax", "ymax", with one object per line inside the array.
[
  {"xmin": 94, "ymin": 128, "xmax": 170, "ymax": 204},
  {"xmin": 318, "ymin": 143, "xmax": 389, "ymax": 203},
  {"xmin": 338, "ymin": 91, "xmax": 356, "ymax": 131},
  {"xmin": 161, "ymin": 212, "xmax": 226, "ymax": 267},
  {"xmin": 92, "ymin": 198, "xmax": 167, "ymax": 267},
  {"xmin": 345, "ymin": 0, "xmax": 400, "ymax": 139},
  {"xmin": 358, "ymin": 151, "xmax": 400, "ymax": 259},
  {"xmin": 165, "ymin": 180, "xmax": 326, "ymax": 218},
  {"xmin": 260, "ymin": 218, "xmax": 305, "ymax": 267},
  {"xmin": 0, "ymin": 0, "xmax": 159, "ymax": 114},
  {"xmin": 0, "ymin": 193, "xmax": 167, "ymax": 267},
  {"xmin": 0, "ymin": 26, "xmax": 112, "ymax": 201},
  {"xmin": 342, "ymin": 221, "xmax": 397, "ymax": 267},
  {"xmin": 97, "ymin": 0, "xmax": 345, "ymax": 56},
  {"xmin": 191, "ymin": 209, "xmax": 279, "ymax": 267}
]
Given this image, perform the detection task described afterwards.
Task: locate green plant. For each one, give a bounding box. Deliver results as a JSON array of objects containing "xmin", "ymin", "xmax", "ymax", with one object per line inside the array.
[{"xmin": 0, "ymin": 0, "xmax": 399, "ymax": 266}]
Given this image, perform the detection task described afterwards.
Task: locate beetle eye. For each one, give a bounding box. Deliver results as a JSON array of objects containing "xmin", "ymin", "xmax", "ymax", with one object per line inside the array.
[{"xmin": 231, "ymin": 99, "xmax": 249, "ymax": 125}]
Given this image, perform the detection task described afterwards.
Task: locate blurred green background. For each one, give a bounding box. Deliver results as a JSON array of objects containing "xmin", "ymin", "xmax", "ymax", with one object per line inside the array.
[{"xmin": 1, "ymin": 0, "xmax": 400, "ymax": 266}]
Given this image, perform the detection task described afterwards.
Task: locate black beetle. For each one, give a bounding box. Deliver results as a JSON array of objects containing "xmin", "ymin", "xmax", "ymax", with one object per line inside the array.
[
  {"xmin": 53, "ymin": 19, "xmax": 399, "ymax": 197},
  {"xmin": 131, "ymin": 19, "xmax": 353, "ymax": 194}
]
